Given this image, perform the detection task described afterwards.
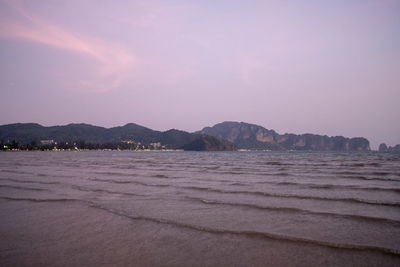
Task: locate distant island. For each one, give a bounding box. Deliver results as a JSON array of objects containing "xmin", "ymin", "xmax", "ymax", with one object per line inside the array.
[{"xmin": 0, "ymin": 121, "xmax": 371, "ymax": 151}]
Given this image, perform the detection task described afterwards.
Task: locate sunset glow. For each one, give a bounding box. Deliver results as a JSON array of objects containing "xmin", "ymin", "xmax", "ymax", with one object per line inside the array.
[{"xmin": 1, "ymin": 0, "xmax": 399, "ymax": 148}]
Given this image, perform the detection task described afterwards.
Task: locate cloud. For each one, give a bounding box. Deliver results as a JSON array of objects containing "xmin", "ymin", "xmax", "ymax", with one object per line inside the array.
[{"xmin": 0, "ymin": 0, "xmax": 136, "ymax": 92}]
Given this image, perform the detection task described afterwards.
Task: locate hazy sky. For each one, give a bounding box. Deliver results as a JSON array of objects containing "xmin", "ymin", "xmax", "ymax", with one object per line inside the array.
[{"xmin": 1, "ymin": 0, "xmax": 399, "ymax": 148}]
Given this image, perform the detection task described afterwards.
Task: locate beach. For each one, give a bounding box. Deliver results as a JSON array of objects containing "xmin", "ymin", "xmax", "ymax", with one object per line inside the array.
[{"xmin": 1, "ymin": 151, "xmax": 399, "ymax": 266}]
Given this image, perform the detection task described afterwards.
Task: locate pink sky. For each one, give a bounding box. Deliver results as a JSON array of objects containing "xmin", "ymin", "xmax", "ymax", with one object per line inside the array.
[{"xmin": 0, "ymin": 0, "xmax": 399, "ymax": 148}]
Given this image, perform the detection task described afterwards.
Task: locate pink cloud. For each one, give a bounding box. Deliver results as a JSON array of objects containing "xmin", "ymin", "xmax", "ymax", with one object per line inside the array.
[{"xmin": 0, "ymin": 0, "xmax": 136, "ymax": 91}]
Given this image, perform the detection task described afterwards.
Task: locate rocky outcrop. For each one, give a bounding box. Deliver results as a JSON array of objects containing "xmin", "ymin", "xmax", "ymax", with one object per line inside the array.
[
  {"xmin": 379, "ymin": 143, "xmax": 388, "ymax": 152},
  {"xmin": 198, "ymin": 121, "xmax": 370, "ymax": 151},
  {"xmin": 379, "ymin": 143, "xmax": 400, "ymax": 152},
  {"xmin": 182, "ymin": 135, "xmax": 235, "ymax": 151}
]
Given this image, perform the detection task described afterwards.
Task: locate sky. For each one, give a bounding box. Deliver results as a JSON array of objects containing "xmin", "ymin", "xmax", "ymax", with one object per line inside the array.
[{"xmin": 0, "ymin": 0, "xmax": 399, "ymax": 149}]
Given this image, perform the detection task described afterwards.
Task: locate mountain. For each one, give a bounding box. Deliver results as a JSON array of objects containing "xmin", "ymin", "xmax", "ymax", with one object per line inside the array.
[
  {"xmin": 0, "ymin": 121, "xmax": 371, "ymax": 151},
  {"xmin": 182, "ymin": 135, "xmax": 235, "ymax": 151},
  {"xmin": 0, "ymin": 123, "xmax": 108, "ymax": 144},
  {"xmin": 0, "ymin": 123, "xmax": 231, "ymax": 151},
  {"xmin": 379, "ymin": 143, "xmax": 389, "ymax": 152},
  {"xmin": 378, "ymin": 143, "xmax": 400, "ymax": 152},
  {"xmin": 197, "ymin": 121, "xmax": 370, "ymax": 151},
  {"xmin": 159, "ymin": 129, "xmax": 199, "ymax": 148}
]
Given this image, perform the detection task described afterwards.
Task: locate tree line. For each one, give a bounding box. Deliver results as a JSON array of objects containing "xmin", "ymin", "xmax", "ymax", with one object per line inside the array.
[{"xmin": 0, "ymin": 140, "xmax": 161, "ymax": 151}]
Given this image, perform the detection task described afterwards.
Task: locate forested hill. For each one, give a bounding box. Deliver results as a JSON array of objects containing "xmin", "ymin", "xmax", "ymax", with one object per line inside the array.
[
  {"xmin": 0, "ymin": 121, "xmax": 371, "ymax": 151},
  {"xmin": 0, "ymin": 123, "xmax": 200, "ymax": 149}
]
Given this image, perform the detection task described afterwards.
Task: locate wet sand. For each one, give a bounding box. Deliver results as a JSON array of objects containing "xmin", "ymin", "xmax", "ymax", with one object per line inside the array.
[{"xmin": 1, "ymin": 199, "xmax": 399, "ymax": 267}]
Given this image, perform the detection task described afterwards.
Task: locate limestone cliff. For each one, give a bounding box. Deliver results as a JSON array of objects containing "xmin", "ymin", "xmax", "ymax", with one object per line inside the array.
[{"xmin": 198, "ymin": 121, "xmax": 370, "ymax": 151}]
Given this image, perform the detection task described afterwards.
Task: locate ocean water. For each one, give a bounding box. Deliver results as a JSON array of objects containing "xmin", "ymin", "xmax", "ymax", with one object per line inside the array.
[{"xmin": 0, "ymin": 151, "xmax": 399, "ymax": 266}]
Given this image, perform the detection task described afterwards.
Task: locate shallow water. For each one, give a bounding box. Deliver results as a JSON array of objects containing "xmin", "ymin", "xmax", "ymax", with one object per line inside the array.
[{"xmin": 1, "ymin": 151, "xmax": 400, "ymax": 266}]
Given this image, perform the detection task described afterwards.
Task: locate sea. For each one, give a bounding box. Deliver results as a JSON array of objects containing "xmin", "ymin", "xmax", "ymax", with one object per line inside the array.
[{"xmin": 0, "ymin": 151, "xmax": 399, "ymax": 266}]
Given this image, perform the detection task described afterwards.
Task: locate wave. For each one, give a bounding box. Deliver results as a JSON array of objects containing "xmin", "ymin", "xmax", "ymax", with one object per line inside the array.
[
  {"xmin": 296, "ymin": 172, "xmax": 400, "ymax": 183},
  {"xmin": 185, "ymin": 197, "xmax": 400, "ymax": 225},
  {"xmin": 230, "ymin": 182, "xmax": 250, "ymax": 186},
  {"xmin": 180, "ymin": 186, "xmax": 400, "ymax": 207},
  {"xmin": 211, "ymin": 169, "xmax": 400, "ymax": 183},
  {"xmin": 307, "ymin": 184, "xmax": 400, "ymax": 193},
  {"xmin": 71, "ymin": 185, "xmax": 145, "ymax": 197},
  {"xmin": 340, "ymin": 163, "xmax": 366, "ymax": 167},
  {"xmin": 0, "ymin": 184, "xmax": 49, "ymax": 192},
  {"xmin": 94, "ymin": 171, "xmax": 177, "ymax": 180},
  {"xmin": 1, "ymin": 169, "xmax": 32, "ymax": 175},
  {"xmin": 0, "ymin": 178, "xmax": 60, "ymax": 185},
  {"xmin": 214, "ymin": 171, "xmax": 246, "ymax": 175},
  {"xmin": 198, "ymin": 178, "xmax": 238, "ymax": 183},
  {"xmin": 89, "ymin": 203, "xmax": 400, "ymax": 256},
  {"xmin": 342, "ymin": 175, "xmax": 400, "ymax": 182},
  {"xmin": 264, "ymin": 161, "xmax": 284, "ymax": 166},
  {"xmin": 65, "ymin": 163, "xmax": 81, "ymax": 168},
  {"xmin": 81, "ymin": 179, "xmax": 400, "ymax": 207},
  {"xmin": 0, "ymin": 196, "xmax": 78, "ymax": 203},
  {"xmin": 368, "ymin": 162, "xmax": 382, "ymax": 167},
  {"xmin": 133, "ymin": 160, "xmax": 156, "ymax": 164},
  {"xmin": 88, "ymin": 178, "xmax": 170, "ymax": 188},
  {"xmin": 89, "ymin": 178, "xmax": 133, "ymax": 184},
  {"xmin": 208, "ymin": 170, "xmax": 291, "ymax": 177},
  {"xmin": 372, "ymin": 172, "xmax": 391, "ymax": 176},
  {"xmin": 206, "ymin": 166, "xmax": 220, "ymax": 170},
  {"xmin": 153, "ymin": 174, "xmax": 169, "ymax": 179},
  {"xmin": 333, "ymin": 171, "xmax": 399, "ymax": 181},
  {"xmin": 118, "ymin": 165, "xmax": 137, "ymax": 170},
  {"xmin": 256, "ymin": 180, "xmax": 400, "ymax": 193},
  {"xmin": 207, "ymin": 168, "xmax": 398, "ymax": 181},
  {"xmin": 263, "ymin": 161, "xmax": 297, "ymax": 166},
  {"xmin": 93, "ymin": 171, "xmax": 138, "ymax": 177}
]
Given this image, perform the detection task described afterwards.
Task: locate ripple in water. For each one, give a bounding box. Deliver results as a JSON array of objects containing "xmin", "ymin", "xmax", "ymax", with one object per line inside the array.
[{"xmin": 0, "ymin": 151, "xmax": 399, "ymax": 266}]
